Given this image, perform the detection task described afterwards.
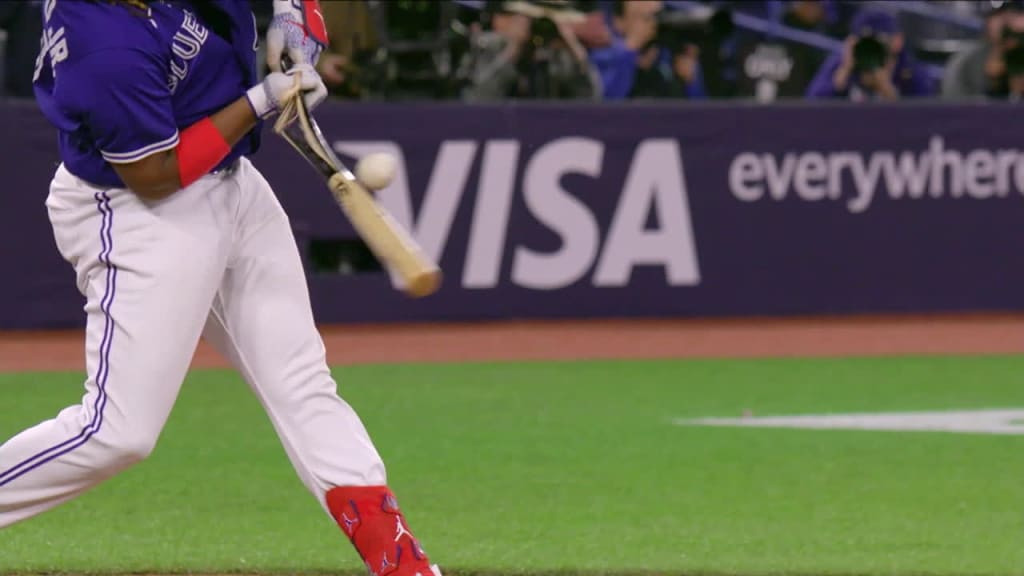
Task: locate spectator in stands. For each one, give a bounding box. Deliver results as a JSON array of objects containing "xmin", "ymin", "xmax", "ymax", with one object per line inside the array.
[
  {"xmin": 996, "ymin": 9, "xmax": 1024, "ymax": 101},
  {"xmin": 734, "ymin": 0, "xmax": 841, "ymax": 101},
  {"xmin": 942, "ymin": 1, "xmax": 1024, "ymax": 100},
  {"xmin": 316, "ymin": 0, "xmax": 378, "ymax": 100},
  {"xmin": 781, "ymin": 0, "xmax": 843, "ymax": 38},
  {"xmin": 588, "ymin": 0, "xmax": 661, "ymax": 99},
  {"xmin": 627, "ymin": 39, "xmax": 706, "ymax": 99},
  {"xmin": 805, "ymin": 9, "xmax": 935, "ymax": 101},
  {"xmin": 0, "ymin": 0, "xmax": 43, "ymax": 99},
  {"xmin": 459, "ymin": 1, "xmax": 600, "ymax": 101},
  {"xmin": 570, "ymin": 1, "xmax": 614, "ymax": 50}
]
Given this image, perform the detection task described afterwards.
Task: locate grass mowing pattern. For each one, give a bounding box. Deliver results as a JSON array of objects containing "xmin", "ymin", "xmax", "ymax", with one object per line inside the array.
[{"xmin": 0, "ymin": 357, "xmax": 1023, "ymax": 575}]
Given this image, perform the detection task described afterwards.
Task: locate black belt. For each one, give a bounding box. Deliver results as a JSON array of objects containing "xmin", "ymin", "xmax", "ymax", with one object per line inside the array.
[{"xmin": 211, "ymin": 157, "xmax": 241, "ymax": 176}]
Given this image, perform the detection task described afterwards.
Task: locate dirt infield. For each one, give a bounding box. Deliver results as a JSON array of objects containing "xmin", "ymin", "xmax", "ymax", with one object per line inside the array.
[{"xmin": 1, "ymin": 313, "xmax": 1022, "ymax": 372}]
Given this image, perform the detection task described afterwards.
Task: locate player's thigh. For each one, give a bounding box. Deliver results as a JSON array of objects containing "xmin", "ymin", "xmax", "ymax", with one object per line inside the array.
[
  {"xmin": 215, "ymin": 160, "xmax": 333, "ymax": 404},
  {"xmin": 47, "ymin": 171, "xmax": 233, "ymax": 439}
]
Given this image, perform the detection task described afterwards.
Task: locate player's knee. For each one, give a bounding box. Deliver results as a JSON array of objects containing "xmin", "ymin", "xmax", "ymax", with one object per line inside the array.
[
  {"xmin": 101, "ymin": 435, "xmax": 158, "ymax": 468},
  {"xmin": 118, "ymin": 436, "xmax": 158, "ymax": 464}
]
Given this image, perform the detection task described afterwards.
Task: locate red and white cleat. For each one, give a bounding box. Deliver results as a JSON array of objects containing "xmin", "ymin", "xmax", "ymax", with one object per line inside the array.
[{"xmin": 326, "ymin": 485, "xmax": 442, "ymax": 576}]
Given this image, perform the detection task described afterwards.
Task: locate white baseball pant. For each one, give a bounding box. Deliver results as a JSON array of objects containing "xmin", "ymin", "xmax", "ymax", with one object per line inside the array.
[{"xmin": 0, "ymin": 157, "xmax": 386, "ymax": 528}]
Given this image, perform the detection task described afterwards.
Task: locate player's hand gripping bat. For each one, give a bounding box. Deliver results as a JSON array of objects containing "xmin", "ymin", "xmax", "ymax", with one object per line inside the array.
[{"xmin": 272, "ymin": 73, "xmax": 442, "ymax": 298}]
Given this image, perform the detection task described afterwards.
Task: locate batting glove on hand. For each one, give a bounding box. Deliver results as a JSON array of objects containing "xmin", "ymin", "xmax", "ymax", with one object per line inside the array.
[
  {"xmin": 246, "ymin": 64, "xmax": 328, "ymax": 120},
  {"xmin": 266, "ymin": 0, "xmax": 328, "ymax": 72}
]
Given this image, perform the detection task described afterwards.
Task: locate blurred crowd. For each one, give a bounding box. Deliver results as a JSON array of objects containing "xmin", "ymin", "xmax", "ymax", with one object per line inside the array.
[{"xmin": 2, "ymin": 0, "xmax": 1024, "ymax": 103}]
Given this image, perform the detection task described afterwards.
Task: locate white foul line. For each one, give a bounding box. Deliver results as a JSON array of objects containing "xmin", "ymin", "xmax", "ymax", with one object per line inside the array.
[{"xmin": 675, "ymin": 409, "xmax": 1024, "ymax": 435}]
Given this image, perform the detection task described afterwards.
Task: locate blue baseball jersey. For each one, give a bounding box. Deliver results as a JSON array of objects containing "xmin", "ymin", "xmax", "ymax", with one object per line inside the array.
[{"xmin": 32, "ymin": 0, "xmax": 261, "ymax": 188}]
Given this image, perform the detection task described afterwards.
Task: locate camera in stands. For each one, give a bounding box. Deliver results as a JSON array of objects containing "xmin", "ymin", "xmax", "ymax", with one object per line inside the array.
[{"xmin": 852, "ymin": 35, "xmax": 889, "ymax": 73}]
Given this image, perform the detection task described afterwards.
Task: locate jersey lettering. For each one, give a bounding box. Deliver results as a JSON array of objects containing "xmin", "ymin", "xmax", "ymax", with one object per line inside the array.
[
  {"xmin": 34, "ymin": 25, "xmax": 69, "ymax": 82},
  {"xmin": 168, "ymin": 11, "xmax": 209, "ymax": 93},
  {"xmin": 251, "ymin": 12, "xmax": 259, "ymax": 51},
  {"xmin": 34, "ymin": 0, "xmax": 68, "ymax": 82}
]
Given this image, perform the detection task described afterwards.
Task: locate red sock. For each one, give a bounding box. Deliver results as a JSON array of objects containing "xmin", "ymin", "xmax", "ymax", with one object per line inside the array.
[{"xmin": 326, "ymin": 485, "xmax": 435, "ymax": 576}]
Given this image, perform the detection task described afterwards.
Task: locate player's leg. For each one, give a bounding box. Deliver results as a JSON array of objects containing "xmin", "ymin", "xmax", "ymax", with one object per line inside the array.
[
  {"xmin": 199, "ymin": 158, "xmax": 440, "ymax": 576},
  {"xmin": 0, "ymin": 166, "xmax": 230, "ymax": 529}
]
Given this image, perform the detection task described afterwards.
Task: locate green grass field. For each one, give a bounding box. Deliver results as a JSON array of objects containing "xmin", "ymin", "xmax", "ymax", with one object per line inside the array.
[{"xmin": 1, "ymin": 356, "xmax": 1023, "ymax": 576}]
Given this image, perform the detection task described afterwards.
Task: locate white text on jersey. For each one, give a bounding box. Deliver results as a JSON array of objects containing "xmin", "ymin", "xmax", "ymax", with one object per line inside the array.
[{"xmin": 168, "ymin": 11, "xmax": 209, "ymax": 94}]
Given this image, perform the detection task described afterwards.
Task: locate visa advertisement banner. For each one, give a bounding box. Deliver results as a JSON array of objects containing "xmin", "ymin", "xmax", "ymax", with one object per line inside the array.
[{"xmin": 2, "ymin": 101, "xmax": 1022, "ymax": 328}]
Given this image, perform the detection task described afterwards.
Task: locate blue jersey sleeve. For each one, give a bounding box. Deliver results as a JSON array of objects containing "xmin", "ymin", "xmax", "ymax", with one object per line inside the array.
[{"xmin": 61, "ymin": 47, "xmax": 179, "ymax": 164}]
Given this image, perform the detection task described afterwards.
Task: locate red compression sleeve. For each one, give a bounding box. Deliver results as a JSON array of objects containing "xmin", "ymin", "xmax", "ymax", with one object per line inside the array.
[{"xmin": 177, "ymin": 117, "xmax": 231, "ymax": 188}]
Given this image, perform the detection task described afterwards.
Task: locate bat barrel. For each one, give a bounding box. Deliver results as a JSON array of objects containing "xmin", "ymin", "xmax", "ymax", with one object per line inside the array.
[
  {"xmin": 276, "ymin": 94, "xmax": 443, "ymax": 300},
  {"xmin": 406, "ymin": 269, "xmax": 443, "ymax": 298}
]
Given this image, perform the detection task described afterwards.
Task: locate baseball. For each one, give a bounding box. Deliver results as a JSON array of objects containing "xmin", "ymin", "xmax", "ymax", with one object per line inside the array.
[{"xmin": 355, "ymin": 153, "xmax": 397, "ymax": 191}]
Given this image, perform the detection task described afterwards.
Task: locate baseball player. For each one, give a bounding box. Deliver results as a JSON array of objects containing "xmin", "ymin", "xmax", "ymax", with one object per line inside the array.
[{"xmin": 0, "ymin": 2, "xmax": 442, "ymax": 575}]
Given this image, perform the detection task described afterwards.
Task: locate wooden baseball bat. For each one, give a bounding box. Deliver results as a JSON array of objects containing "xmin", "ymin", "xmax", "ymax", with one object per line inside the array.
[
  {"xmin": 273, "ymin": 73, "xmax": 442, "ymax": 297},
  {"xmin": 326, "ymin": 171, "xmax": 441, "ymax": 297}
]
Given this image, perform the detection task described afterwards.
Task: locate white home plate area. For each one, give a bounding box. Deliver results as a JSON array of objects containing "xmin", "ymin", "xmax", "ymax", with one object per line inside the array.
[{"xmin": 676, "ymin": 409, "xmax": 1024, "ymax": 435}]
